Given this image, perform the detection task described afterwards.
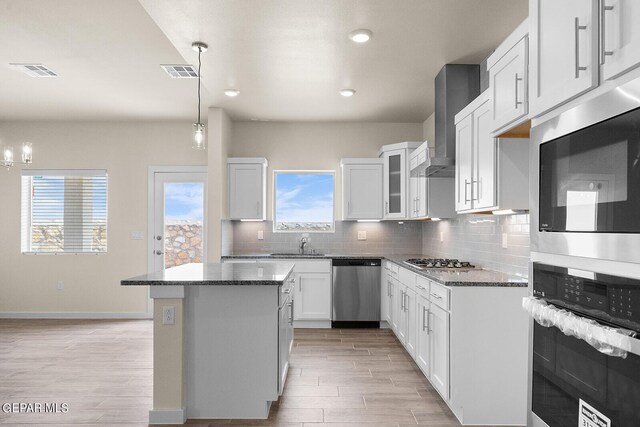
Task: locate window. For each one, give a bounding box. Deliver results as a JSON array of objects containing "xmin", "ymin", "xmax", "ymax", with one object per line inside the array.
[
  {"xmin": 274, "ymin": 171, "xmax": 334, "ymax": 232},
  {"xmin": 21, "ymin": 170, "xmax": 108, "ymax": 254}
]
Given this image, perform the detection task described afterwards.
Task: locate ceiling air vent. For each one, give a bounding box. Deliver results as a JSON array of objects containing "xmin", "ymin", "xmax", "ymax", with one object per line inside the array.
[
  {"xmin": 11, "ymin": 63, "xmax": 59, "ymax": 77},
  {"xmin": 161, "ymin": 64, "xmax": 198, "ymax": 79}
]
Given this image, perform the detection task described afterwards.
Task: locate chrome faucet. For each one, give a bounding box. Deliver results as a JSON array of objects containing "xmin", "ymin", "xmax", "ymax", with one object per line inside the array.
[{"xmin": 299, "ymin": 237, "xmax": 308, "ymax": 254}]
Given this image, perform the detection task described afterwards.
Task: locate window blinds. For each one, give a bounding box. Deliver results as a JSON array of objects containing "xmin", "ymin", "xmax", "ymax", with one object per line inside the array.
[{"xmin": 21, "ymin": 170, "xmax": 108, "ymax": 254}]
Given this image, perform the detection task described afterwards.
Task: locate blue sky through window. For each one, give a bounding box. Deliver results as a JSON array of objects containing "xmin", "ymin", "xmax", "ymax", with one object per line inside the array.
[
  {"xmin": 164, "ymin": 182, "xmax": 204, "ymax": 223},
  {"xmin": 275, "ymin": 172, "xmax": 334, "ymax": 231}
]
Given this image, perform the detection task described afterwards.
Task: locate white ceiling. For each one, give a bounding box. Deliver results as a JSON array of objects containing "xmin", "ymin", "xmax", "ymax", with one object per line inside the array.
[{"xmin": 1, "ymin": 0, "xmax": 527, "ymax": 123}]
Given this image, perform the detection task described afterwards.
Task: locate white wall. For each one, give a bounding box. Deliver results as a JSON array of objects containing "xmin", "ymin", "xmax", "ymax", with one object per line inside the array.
[
  {"xmin": 229, "ymin": 121, "xmax": 424, "ymax": 220},
  {"xmin": 0, "ymin": 121, "xmax": 206, "ymax": 316}
]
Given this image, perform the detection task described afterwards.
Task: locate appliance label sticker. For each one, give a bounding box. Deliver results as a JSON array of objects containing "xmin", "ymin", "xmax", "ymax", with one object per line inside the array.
[{"xmin": 579, "ymin": 399, "xmax": 610, "ymax": 427}]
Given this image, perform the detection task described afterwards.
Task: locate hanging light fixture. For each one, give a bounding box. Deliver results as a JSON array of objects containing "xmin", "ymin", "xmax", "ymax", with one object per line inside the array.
[
  {"xmin": 1, "ymin": 142, "xmax": 33, "ymax": 169},
  {"xmin": 192, "ymin": 42, "xmax": 208, "ymax": 150}
]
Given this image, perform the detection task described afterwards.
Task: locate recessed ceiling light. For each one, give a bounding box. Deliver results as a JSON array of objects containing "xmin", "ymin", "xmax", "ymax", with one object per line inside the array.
[
  {"xmin": 10, "ymin": 63, "xmax": 58, "ymax": 77},
  {"xmin": 340, "ymin": 88, "xmax": 356, "ymax": 97},
  {"xmin": 224, "ymin": 89, "xmax": 240, "ymax": 97},
  {"xmin": 348, "ymin": 29, "xmax": 373, "ymax": 43},
  {"xmin": 161, "ymin": 64, "xmax": 198, "ymax": 78}
]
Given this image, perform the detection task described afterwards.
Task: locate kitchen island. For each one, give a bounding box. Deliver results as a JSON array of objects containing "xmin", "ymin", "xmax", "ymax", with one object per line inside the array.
[{"xmin": 122, "ymin": 262, "xmax": 295, "ymax": 424}]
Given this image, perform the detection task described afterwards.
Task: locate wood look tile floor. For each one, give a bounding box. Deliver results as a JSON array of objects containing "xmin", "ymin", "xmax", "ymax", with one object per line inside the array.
[{"xmin": 0, "ymin": 321, "xmax": 510, "ymax": 427}]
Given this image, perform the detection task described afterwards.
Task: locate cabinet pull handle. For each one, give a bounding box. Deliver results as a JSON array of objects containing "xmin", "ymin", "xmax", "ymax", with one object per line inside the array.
[
  {"xmin": 422, "ymin": 306, "xmax": 428, "ymax": 331},
  {"xmin": 400, "ymin": 291, "xmax": 405, "ymax": 310},
  {"xmin": 600, "ymin": 3, "xmax": 615, "ymax": 64},
  {"xmin": 416, "ymin": 284, "xmax": 425, "ymax": 291},
  {"xmin": 385, "ymin": 201, "xmax": 389, "ymax": 215},
  {"xmin": 430, "ymin": 293, "xmax": 443, "ymax": 300},
  {"xmin": 574, "ymin": 17, "xmax": 588, "ymax": 78},
  {"xmin": 282, "ymin": 288, "xmax": 292, "ymax": 294},
  {"xmin": 464, "ymin": 179, "xmax": 471, "ymax": 203},
  {"xmin": 514, "ymin": 73, "xmax": 523, "ymax": 109},
  {"xmin": 347, "ymin": 201, "xmax": 350, "ymax": 216},
  {"xmin": 289, "ymin": 301, "xmax": 294, "ymax": 325}
]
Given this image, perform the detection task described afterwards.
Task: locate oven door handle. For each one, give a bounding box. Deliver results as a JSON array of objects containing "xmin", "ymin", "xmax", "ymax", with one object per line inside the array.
[{"xmin": 523, "ymin": 296, "xmax": 640, "ymax": 358}]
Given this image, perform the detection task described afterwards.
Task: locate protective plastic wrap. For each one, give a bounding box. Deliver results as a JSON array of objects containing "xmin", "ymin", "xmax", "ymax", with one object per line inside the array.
[{"xmin": 522, "ymin": 296, "xmax": 637, "ymax": 359}]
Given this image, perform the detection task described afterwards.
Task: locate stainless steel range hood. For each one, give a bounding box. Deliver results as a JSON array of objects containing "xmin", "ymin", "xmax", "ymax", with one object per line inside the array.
[{"xmin": 424, "ymin": 64, "xmax": 480, "ymax": 177}]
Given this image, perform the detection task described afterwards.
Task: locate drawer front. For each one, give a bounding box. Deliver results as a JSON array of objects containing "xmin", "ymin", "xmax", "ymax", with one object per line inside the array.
[
  {"xmin": 429, "ymin": 281, "xmax": 450, "ymax": 310},
  {"xmin": 399, "ymin": 266, "xmax": 416, "ymax": 291},
  {"xmin": 415, "ymin": 276, "xmax": 430, "ymax": 298},
  {"xmin": 279, "ymin": 274, "xmax": 295, "ymax": 307},
  {"xmin": 385, "ymin": 262, "xmax": 400, "ymax": 279}
]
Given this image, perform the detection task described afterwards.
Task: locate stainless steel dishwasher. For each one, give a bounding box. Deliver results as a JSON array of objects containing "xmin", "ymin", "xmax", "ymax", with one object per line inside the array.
[{"xmin": 332, "ymin": 258, "xmax": 381, "ymax": 328}]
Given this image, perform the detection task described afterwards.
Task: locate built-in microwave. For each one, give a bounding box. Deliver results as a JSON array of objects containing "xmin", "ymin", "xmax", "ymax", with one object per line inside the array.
[{"xmin": 531, "ymin": 75, "xmax": 640, "ymax": 264}]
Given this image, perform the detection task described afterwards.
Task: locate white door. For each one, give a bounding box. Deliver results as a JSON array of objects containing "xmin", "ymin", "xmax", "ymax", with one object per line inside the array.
[
  {"xmin": 404, "ymin": 287, "xmax": 417, "ymax": 358},
  {"xmin": 415, "ymin": 295, "xmax": 430, "ymax": 376},
  {"xmin": 530, "ymin": 0, "xmax": 599, "ymax": 116},
  {"xmin": 294, "ymin": 273, "xmax": 331, "ymax": 320},
  {"xmin": 383, "ymin": 149, "xmax": 406, "ymax": 219},
  {"xmin": 490, "ymin": 36, "xmax": 528, "ymax": 132},
  {"xmin": 455, "ymin": 114, "xmax": 474, "ymax": 212},
  {"xmin": 228, "ymin": 163, "xmax": 263, "ymax": 220},
  {"xmin": 430, "ymin": 303, "xmax": 450, "ymax": 400},
  {"xmin": 473, "ymin": 99, "xmax": 496, "ymax": 210},
  {"xmin": 601, "ymin": 0, "xmax": 640, "ymax": 80},
  {"xmin": 343, "ymin": 163, "xmax": 383, "ymax": 220},
  {"xmin": 151, "ymin": 171, "xmax": 207, "ymax": 273}
]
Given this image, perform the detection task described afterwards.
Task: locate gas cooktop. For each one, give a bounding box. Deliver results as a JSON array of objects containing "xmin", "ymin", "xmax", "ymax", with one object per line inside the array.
[{"xmin": 403, "ymin": 258, "xmax": 475, "ymax": 269}]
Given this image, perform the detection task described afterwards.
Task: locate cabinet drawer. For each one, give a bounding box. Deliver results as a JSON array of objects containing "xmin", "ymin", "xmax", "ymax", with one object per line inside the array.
[
  {"xmin": 399, "ymin": 266, "xmax": 416, "ymax": 290},
  {"xmin": 415, "ymin": 276, "xmax": 430, "ymax": 298},
  {"xmin": 385, "ymin": 262, "xmax": 400, "ymax": 279},
  {"xmin": 261, "ymin": 259, "xmax": 331, "ymax": 273},
  {"xmin": 429, "ymin": 281, "xmax": 450, "ymax": 310}
]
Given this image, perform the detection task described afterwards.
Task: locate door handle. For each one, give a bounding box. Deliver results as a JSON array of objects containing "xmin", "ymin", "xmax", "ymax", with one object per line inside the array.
[
  {"xmin": 400, "ymin": 291, "xmax": 405, "ymax": 310},
  {"xmin": 430, "ymin": 293, "xmax": 443, "ymax": 300},
  {"xmin": 422, "ymin": 306, "xmax": 428, "ymax": 331},
  {"xmin": 514, "ymin": 73, "xmax": 523, "ymax": 109},
  {"xmin": 464, "ymin": 179, "xmax": 471, "ymax": 203},
  {"xmin": 155, "ymin": 250, "xmax": 164, "ymax": 255},
  {"xmin": 600, "ymin": 2, "xmax": 614, "ymax": 64},
  {"xmin": 574, "ymin": 17, "xmax": 588, "ymax": 78},
  {"xmin": 385, "ymin": 201, "xmax": 389, "ymax": 215}
]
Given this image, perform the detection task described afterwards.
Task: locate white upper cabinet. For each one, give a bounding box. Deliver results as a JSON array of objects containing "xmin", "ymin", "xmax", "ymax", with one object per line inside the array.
[
  {"xmin": 473, "ymin": 99, "xmax": 497, "ymax": 210},
  {"xmin": 488, "ymin": 20, "xmax": 529, "ymax": 134},
  {"xmin": 379, "ymin": 142, "xmax": 421, "ymax": 220},
  {"xmin": 455, "ymin": 92, "xmax": 529, "ymax": 213},
  {"xmin": 530, "ymin": 0, "xmax": 599, "ymax": 116},
  {"xmin": 341, "ymin": 159, "xmax": 383, "ymax": 220},
  {"xmin": 228, "ymin": 158, "xmax": 267, "ymax": 220},
  {"xmin": 455, "ymin": 112, "xmax": 474, "ymax": 212},
  {"xmin": 601, "ymin": 0, "xmax": 640, "ymax": 81}
]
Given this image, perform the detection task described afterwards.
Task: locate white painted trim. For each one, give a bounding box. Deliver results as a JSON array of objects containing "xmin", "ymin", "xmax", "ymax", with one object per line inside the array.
[
  {"xmin": 147, "ymin": 166, "xmax": 207, "ymax": 318},
  {"xmin": 148, "ymin": 408, "xmax": 187, "ymax": 424},
  {"xmin": 0, "ymin": 312, "xmax": 149, "ymax": 319},
  {"xmin": 150, "ymin": 286, "xmax": 185, "ymax": 299},
  {"xmin": 227, "ymin": 157, "xmax": 268, "ymax": 166},
  {"xmin": 293, "ymin": 320, "xmax": 332, "ymax": 328}
]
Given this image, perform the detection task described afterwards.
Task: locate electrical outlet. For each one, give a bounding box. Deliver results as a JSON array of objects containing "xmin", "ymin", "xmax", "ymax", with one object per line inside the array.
[
  {"xmin": 357, "ymin": 231, "xmax": 367, "ymax": 241},
  {"xmin": 56, "ymin": 281, "xmax": 64, "ymax": 291},
  {"xmin": 130, "ymin": 231, "xmax": 144, "ymax": 240},
  {"xmin": 502, "ymin": 233, "xmax": 508, "ymax": 249},
  {"xmin": 258, "ymin": 230, "xmax": 264, "ymax": 240},
  {"xmin": 440, "ymin": 232, "xmax": 444, "ymax": 242},
  {"xmin": 162, "ymin": 306, "xmax": 175, "ymax": 325}
]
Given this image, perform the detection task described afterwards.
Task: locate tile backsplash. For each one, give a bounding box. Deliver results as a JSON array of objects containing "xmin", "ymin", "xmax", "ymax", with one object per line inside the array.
[
  {"xmin": 422, "ymin": 213, "xmax": 530, "ymax": 277},
  {"xmin": 227, "ymin": 220, "xmax": 423, "ymax": 256},
  {"xmin": 225, "ymin": 213, "xmax": 530, "ymax": 278}
]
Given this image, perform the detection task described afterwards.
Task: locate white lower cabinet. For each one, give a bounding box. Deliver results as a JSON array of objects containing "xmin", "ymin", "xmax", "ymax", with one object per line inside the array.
[
  {"xmin": 388, "ymin": 262, "xmax": 529, "ymax": 426},
  {"xmin": 294, "ymin": 272, "xmax": 331, "ymax": 320},
  {"xmin": 428, "ymin": 302, "xmax": 449, "ymax": 400}
]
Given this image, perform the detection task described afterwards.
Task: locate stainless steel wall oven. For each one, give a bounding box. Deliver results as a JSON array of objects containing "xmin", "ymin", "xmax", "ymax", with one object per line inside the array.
[{"xmin": 527, "ymin": 263, "xmax": 640, "ymax": 427}]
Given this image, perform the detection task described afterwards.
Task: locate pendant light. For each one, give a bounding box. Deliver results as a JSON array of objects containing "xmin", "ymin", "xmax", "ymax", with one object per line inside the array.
[
  {"xmin": 1, "ymin": 142, "xmax": 33, "ymax": 169},
  {"xmin": 192, "ymin": 42, "xmax": 208, "ymax": 150}
]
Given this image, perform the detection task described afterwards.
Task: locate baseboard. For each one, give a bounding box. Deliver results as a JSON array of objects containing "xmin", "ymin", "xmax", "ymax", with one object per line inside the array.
[
  {"xmin": 293, "ymin": 320, "xmax": 331, "ymax": 328},
  {"xmin": 0, "ymin": 312, "xmax": 151, "ymax": 319},
  {"xmin": 149, "ymin": 408, "xmax": 186, "ymax": 424}
]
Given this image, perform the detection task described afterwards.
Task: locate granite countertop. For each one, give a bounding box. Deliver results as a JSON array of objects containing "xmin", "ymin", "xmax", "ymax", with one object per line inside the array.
[
  {"xmin": 383, "ymin": 254, "xmax": 528, "ymax": 287},
  {"xmin": 221, "ymin": 253, "xmax": 528, "ymax": 287},
  {"xmin": 121, "ymin": 262, "xmax": 295, "ymax": 286}
]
